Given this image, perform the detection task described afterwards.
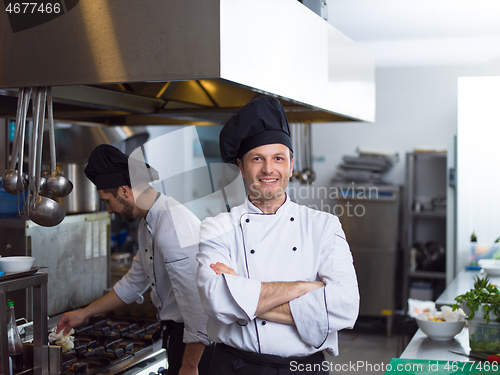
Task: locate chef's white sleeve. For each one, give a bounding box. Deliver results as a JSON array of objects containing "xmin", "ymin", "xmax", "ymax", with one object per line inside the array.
[
  {"xmin": 113, "ymin": 252, "xmax": 150, "ymax": 305},
  {"xmin": 159, "ymin": 228, "xmax": 210, "ymax": 346},
  {"xmin": 289, "ymin": 221, "xmax": 359, "ymax": 348},
  {"xmin": 197, "ymin": 217, "xmax": 262, "ymax": 325}
]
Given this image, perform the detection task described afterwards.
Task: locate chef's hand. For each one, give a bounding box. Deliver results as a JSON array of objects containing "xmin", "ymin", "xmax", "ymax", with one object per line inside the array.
[
  {"xmin": 178, "ymin": 367, "xmax": 198, "ymax": 375},
  {"xmin": 210, "ymin": 262, "xmax": 238, "ymax": 276},
  {"xmin": 178, "ymin": 342, "xmax": 205, "ymax": 375},
  {"xmin": 56, "ymin": 310, "xmax": 86, "ymax": 335}
]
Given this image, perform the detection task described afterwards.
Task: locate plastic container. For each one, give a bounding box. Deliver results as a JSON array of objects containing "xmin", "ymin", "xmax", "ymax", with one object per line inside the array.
[
  {"xmin": 469, "ymin": 243, "xmax": 500, "ymax": 265},
  {"xmin": 468, "ymin": 320, "xmax": 500, "ymax": 354}
]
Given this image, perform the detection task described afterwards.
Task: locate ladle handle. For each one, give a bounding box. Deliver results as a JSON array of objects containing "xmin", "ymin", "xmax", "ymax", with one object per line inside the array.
[
  {"xmin": 18, "ymin": 87, "xmax": 31, "ymax": 188},
  {"xmin": 304, "ymin": 123, "xmax": 312, "ymax": 170},
  {"xmin": 47, "ymin": 87, "xmax": 56, "ymax": 172},
  {"xmin": 35, "ymin": 87, "xmax": 47, "ymax": 195},
  {"xmin": 18, "ymin": 87, "xmax": 31, "ymax": 213},
  {"xmin": 28, "ymin": 88, "xmax": 38, "ymax": 213},
  {"xmin": 8, "ymin": 87, "xmax": 25, "ymax": 170},
  {"xmin": 28, "ymin": 87, "xmax": 44, "ymax": 213}
]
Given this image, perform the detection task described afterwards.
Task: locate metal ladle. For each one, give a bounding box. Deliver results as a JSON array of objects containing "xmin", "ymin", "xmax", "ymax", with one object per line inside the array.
[
  {"xmin": 292, "ymin": 122, "xmax": 303, "ymax": 181},
  {"xmin": 2, "ymin": 87, "xmax": 29, "ymax": 194},
  {"xmin": 27, "ymin": 87, "xmax": 65, "ymax": 227},
  {"xmin": 301, "ymin": 122, "xmax": 316, "ymax": 184},
  {"xmin": 45, "ymin": 87, "xmax": 73, "ymax": 197}
]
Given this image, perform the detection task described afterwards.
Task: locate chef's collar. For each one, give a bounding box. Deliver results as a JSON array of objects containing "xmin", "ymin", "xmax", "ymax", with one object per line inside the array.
[
  {"xmin": 144, "ymin": 191, "xmax": 162, "ymax": 225},
  {"xmin": 245, "ymin": 194, "xmax": 290, "ymax": 215}
]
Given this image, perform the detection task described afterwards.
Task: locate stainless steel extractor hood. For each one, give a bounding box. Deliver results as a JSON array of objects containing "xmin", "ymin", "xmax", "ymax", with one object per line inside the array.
[{"xmin": 0, "ymin": 0, "xmax": 375, "ymax": 125}]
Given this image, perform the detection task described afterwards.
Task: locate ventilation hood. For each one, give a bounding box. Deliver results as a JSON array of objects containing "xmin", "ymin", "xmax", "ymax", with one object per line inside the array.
[{"xmin": 0, "ymin": 0, "xmax": 375, "ymax": 126}]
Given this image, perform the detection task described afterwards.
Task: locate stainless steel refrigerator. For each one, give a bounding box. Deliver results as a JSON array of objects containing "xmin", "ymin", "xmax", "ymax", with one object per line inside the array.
[{"xmin": 334, "ymin": 184, "xmax": 401, "ymax": 335}]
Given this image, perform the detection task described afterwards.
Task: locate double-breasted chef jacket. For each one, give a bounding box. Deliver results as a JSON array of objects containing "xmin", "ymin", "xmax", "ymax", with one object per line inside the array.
[
  {"xmin": 114, "ymin": 194, "xmax": 209, "ymax": 345},
  {"xmin": 197, "ymin": 194, "xmax": 359, "ymax": 357}
]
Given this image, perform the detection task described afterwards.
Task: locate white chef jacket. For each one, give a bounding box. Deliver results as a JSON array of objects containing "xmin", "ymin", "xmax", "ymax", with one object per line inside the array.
[
  {"xmin": 114, "ymin": 194, "xmax": 209, "ymax": 345},
  {"xmin": 197, "ymin": 195, "xmax": 359, "ymax": 356}
]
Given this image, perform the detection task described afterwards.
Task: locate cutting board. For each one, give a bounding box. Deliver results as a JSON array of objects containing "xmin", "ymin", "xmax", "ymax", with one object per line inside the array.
[{"xmin": 384, "ymin": 358, "xmax": 499, "ymax": 374}]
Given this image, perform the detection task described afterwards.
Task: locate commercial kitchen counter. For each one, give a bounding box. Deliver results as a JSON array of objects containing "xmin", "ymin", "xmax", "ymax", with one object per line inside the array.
[
  {"xmin": 400, "ymin": 269, "xmax": 500, "ymax": 362},
  {"xmin": 400, "ymin": 326, "xmax": 471, "ymax": 361}
]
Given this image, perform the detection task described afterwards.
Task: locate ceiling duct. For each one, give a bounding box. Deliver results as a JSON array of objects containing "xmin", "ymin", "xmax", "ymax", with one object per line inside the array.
[
  {"xmin": 0, "ymin": 0, "xmax": 375, "ymax": 126},
  {"xmin": 41, "ymin": 125, "xmax": 150, "ymax": 163}
]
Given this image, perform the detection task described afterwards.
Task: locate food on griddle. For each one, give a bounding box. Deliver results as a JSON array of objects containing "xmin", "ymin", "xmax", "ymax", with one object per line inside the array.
[{"xmin": 48, "ymin": 327, "xmax": 75, "ymax": 353}]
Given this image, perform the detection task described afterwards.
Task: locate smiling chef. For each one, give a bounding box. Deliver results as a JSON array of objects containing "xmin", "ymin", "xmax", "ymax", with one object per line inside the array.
[{"xmin": 196, "ymin": 96, "xmax": 360, "ymax": 375}]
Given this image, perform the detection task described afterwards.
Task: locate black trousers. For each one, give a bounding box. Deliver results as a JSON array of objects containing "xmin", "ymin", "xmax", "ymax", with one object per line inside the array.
[
  {"xmin": 208, "ymin": 343, "xmax": 329, "ymax": 375},
  {"xmin": 161, "ymin": 320, "xmax": 214, "ymax": 375}
]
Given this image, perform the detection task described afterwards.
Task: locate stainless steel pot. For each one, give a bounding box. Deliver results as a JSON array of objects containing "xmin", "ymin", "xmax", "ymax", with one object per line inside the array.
[{"xmin": 54, "ymin": 163, "xmax": 99, "ymax": 213}]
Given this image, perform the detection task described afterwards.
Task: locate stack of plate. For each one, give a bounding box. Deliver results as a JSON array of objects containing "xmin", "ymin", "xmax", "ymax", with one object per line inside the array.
[{"xmin": 333, "ymin": 149, "xmax": 398, "ymax": 183}]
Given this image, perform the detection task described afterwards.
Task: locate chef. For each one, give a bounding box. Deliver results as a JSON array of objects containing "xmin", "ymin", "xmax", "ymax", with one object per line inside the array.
[
  {"xmin": 56, "ymin": 144, "xmax": 211, "ymax": 375},
  {"xmin": 196, "ymin": 96, "xmax": 360, "ymax": 374}
]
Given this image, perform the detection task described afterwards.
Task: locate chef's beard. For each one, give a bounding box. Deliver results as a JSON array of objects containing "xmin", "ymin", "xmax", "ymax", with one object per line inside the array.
[{"xmin": 116, "ymin": 196, "xmax": 135, "ymax": 223}]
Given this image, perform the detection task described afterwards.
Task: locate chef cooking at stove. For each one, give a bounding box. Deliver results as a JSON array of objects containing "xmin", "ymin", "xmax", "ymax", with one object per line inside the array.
[
  {"xmin": 196, "ymin": 97, "xmax": 360, "ymax": 374},
  {"xmin": 56, "ymin": 144, "xmax": 212, "ymax": 375}
]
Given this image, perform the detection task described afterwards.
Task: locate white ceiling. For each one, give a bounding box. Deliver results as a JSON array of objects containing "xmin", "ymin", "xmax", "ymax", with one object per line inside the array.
[{"xmin": 326, "ymin": 0, "xmax": 500, "ymax": 67}]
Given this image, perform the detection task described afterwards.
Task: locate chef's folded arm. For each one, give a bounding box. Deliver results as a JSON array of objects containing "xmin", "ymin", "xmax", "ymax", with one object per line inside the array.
[
  {"xmin": 197, "ymin": 217, "xmax": 359, "ymax": 344},
  {"xmin": 289, "ymin": 231, "xmax": 360, "ymax": 347},
  {"xmin": 197, "ymin": 250, "xmax": 261, "ymax": 325}
]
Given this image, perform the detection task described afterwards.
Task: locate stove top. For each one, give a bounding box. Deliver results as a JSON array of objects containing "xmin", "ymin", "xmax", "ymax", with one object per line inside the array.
[{"xmin": 58, "ymin": 313, "xmax": 163, "ymax": 375}]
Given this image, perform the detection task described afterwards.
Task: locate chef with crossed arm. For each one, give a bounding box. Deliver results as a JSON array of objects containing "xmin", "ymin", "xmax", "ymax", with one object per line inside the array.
[{"xmin": 196, "ymin": 96, "xmax": 360, "ymax": 375}]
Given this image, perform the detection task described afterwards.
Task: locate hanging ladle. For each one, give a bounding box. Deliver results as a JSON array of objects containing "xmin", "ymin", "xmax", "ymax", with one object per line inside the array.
[
  {"xmin": 45, "ymin": 87, "xmax": 73, "ymax": 197},
  {"xmin": 292, "ymin": 122, "xmax": 303, "ymax": 181},
  {"xmin": 2, "ymin": 87, "xmax": 29, "ymax": 194},
  {"xmin": 27, "ymin": 87, "xmax": 65, "ymax": 227},
  {"xmin": 301, "ymin": 122, "xmax": 316, "ymax": 184}
]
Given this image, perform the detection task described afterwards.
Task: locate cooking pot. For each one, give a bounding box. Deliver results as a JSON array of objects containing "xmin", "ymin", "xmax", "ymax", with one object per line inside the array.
[{"xmin": 54, "ymin": 163, "xmax": 99, "ymax": 214}]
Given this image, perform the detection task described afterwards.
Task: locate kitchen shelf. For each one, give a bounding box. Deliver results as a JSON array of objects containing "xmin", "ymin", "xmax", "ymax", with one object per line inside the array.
[
  {"xmin": 409, "ymin": 211, "xmax": 446, "ymax": 218},
  {"xmin": 403, "ymin": 152, "xmax": 448, "ymax": 306},
  {"xmin": 0, "ymin": 273, "xmax": 48, "ymax": 375},
  {"xmin": 407, "ymin": 270, "xmax": 446, "ymax": 279}
]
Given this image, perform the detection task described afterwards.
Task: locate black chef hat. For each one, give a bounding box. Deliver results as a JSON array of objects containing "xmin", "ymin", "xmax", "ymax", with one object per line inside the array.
[
  {"xmin": 84, "ymin": 144, "xmax": 159, "ymax": 190},
  {"xmin": 219, "ymin": 96, "xmax": 293, "ymax": 165}
]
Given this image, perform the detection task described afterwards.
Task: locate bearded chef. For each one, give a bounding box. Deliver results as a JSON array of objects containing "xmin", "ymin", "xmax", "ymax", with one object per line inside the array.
[
  {"xmin": 56, "ymin": 145, "xmax": 211, "ymax": 375},
  {"xmin": 196, "ymin": 96, "xmax": 360, "ymax": 375}
]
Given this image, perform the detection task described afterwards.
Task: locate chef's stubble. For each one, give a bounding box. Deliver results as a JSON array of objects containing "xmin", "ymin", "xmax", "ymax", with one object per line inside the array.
[{"xmin": 248, "ymin": 183, "xmax": 286, "ymax": 210}]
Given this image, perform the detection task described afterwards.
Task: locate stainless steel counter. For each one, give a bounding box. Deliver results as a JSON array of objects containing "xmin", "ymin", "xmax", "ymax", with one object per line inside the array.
[
  {"xmin": 401, "ymin": 268, "xmax": 500, "ymax": 361},
  {"xmin": 400, "ymin": 327, "xmax": 471, "ymax": 361}
]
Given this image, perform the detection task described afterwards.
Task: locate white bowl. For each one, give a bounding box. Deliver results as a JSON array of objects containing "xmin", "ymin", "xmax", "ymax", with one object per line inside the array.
[
  {"xmin": 0, "ymin": 256, "xmax": 35, "ymax": 274},
  {"xmin": 416, "ymin": 313, "xmax": 466, "ymax": 340},
  {"xmin": 478, "ymin": 259, "xmax": 500, "ymax": 276}
]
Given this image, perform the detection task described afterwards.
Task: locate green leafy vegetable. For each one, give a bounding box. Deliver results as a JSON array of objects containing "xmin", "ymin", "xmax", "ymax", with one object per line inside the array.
[{"xmin": 452, "ymin": 275, "xmax": 500, "ymax": 323}]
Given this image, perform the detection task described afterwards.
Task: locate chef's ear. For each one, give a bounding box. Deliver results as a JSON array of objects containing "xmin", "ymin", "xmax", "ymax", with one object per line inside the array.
[
  {"xmin": 119, "ymin": 185, "xmax": 129, "ymax": 197},
  {"xmin": 289, "ymin": 156, "xmax": 294, "ymax": 178},
  {"xmin": 236, "ymin": 158, "xmax": 244, "ymax": 176}
]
